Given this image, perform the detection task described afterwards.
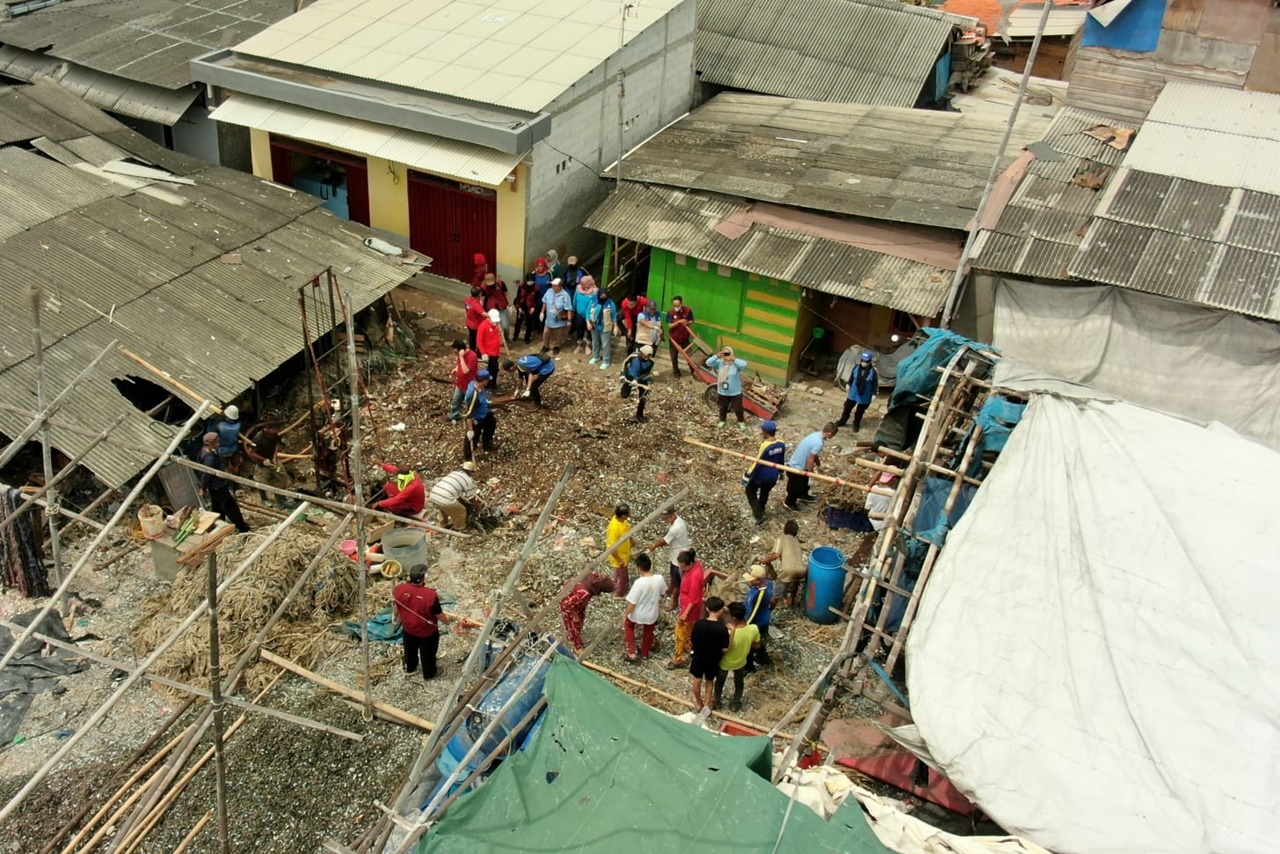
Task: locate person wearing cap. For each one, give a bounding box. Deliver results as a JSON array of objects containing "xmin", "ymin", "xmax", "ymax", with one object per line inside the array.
[
  {"xmin": 448, "ymin": 339, "xmax": 478, "ymax": 423},
  {"xmin": 635, "ymin": 299, "xmax": 662, "ymax": 358},
  {"xmin": 477, "ymin": 308, "xmax": 504, "ymax": 392},
  {"xmin": 744, "ymin": 420, "xmax": 786, "ymax": 524},
  {"xmin": 540, "ymin": 278, "xmax": 572, "ymax": 356},
  {"xmin": 759, "ymin": 519, "xmax": 805, "ymax": 610},
  {"xmin": 665, "ymin": 295, "xmax": 695, "ymax": 378},
  {"xmin": 743, "ymin": 564, "xmax": 775, "ymax": 669},
  {"xmin": 865, "ymin": 465, "xmax": 899, "ymax": 533},
  {"xmin": 377, "ymin": 463, "xmax": 426, "ymax": 517},
  {"xmin": 785, "ymin": 422, "xmax": 838, "ymax": 511},
  {"xmin": 559, "ymin": 571, "xmax": 617, "ymax": 657},
  {"xmin": 836, "ymin": 351, "xmax": 879, "ymax": 432},
  {"xmin": 714, "ymin": 601, "xmax": 759, "ymax": 712},
  {"xmin": 393, "ymin": 564, "xmax": 454, "ymax": 680},
  {"xmin": 464, "ymin": 286, "xmax": 486, "ymax": 351},
  {"xmin": 587, "ymin": 288, "xmax": 617, "ymax": 370},
  {"xmin": 570, "ymin": 270, "xmax": 597, "ymax": 353},
  {"xmin": 198, "ymin": 431, "xmax": 250, "ymax": 533},
  {"xmin": 647, "ymin": 508, "xmax": 691, "ymax": 611},
  {"xmin": 706, "ymin": 347, "xmax": 749, "ymax": 428},
  {"xmin": 507, "ymin": 352, "xmax": 556, "ymax": 409},
  {"xmin": 620, "ymin": 345, "xmax": 655, "ymax": 423},
  {"xmin": 462, "ymin": 370, "xmax": 496, "ymax": 462},
  {"xmin": 428, "ymin": 463, "xmax": 479, "ymax": 530}
]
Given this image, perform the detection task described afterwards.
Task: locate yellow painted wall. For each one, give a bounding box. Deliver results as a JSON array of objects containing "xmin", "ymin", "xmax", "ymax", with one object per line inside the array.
[
  {"xmin": 250, "ymin": 128, "xmax": 272, "ymax": 180},
  {"xmin": 495, "ymin": 161, "xmax": 527, "ymax": 281},
  {"xmin": 366, "ymin": 156, "xmax": 410, "ymax": 239}
]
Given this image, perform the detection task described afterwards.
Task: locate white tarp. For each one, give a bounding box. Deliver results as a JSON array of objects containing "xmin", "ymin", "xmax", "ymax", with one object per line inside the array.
[
  {"xmin": 991, "ymin": 279, "xmax": 1280, "ymax": 453},
  {"xmin": 906, "ymin": 394, "xmax": 1280, "ymax": 854}
]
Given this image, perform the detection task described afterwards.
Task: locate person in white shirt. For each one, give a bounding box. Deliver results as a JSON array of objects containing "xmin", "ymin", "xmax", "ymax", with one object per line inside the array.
[
  {"xmin": 623, "ymin": 554, "xmax": 668, "ymax": 662},
  {"xmin": 428, "ymin": 463, "xmax": 479, "ymax": 530},
  {"xmin": 646, "ymin": 508, "xmax": 690, "ymax": 611}
]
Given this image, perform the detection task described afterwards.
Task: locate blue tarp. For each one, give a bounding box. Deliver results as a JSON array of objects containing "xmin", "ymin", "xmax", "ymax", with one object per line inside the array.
[
  {"xmin": 1082, "ymin": 0, "xmax": 1167, "ymax": 51},
  {"xmin": 888, "ymin": 329, "xmax": 992, "ymax": 410}
]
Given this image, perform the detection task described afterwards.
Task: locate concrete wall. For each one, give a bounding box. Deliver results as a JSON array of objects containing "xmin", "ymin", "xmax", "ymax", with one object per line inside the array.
[
  {"xmin": 525, "ymin": 0, "xmax": 696, "ymax": 274},
  {"xmin": 172, "ymin": 100, "xmax": 224, "ymax": 166}
]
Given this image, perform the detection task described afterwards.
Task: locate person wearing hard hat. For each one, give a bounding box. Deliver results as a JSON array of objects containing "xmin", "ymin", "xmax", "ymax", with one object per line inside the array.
[
  {"xmin": 836, "ymin": 350, "xmax": 879, "ymax": 433},
  {"xmin": 209, "ymin": 405, "xmax": 243, "ymax": 473},
  {"xmin": 620, "ymin": 344, "xmax": 655, "ymax": 423},
  {"xmin": 377, "ymin": 464, "xmax": 425, "ymax": 518}
]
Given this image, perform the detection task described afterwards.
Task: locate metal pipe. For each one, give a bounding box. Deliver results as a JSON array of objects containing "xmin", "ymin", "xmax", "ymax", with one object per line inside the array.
[
  {"xmin": 206, "ymin": 553, "xmax": 231, "ymax": 854},
  {"xmin": 344, "ymin": 288, "xmax": 373, "ymax": 723}
]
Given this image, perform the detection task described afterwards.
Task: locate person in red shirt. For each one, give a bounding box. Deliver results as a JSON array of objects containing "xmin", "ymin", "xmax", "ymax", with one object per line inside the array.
[
  {"xmin": 449, "ymin": 339, "xmax": 478, "ymax": 422},
  {"xmin": 377, "ymin": 464, "xmax": 425, "ymax": 517},
  {"xmin": 558, "ymin": 571, "xmax": 617, "ymax": 656},
  {"xmin": 666, "ymin": 549, "xmax": 705, "ymax": 669},
  {"xmin": 471, "ymin": 253, "xmax": 488, "ymax": 289},
  {"xmin": 477, "ymin": 309, "xmax": 504, "ymax": 393},
  {"xmin": 513, "ymin": 278, "xmax": 540, "ymax": 344},
  {"xmin": 464, "ymin": 287, "xmax": 486, "ymax": 351},
  {"xmin": 620, "ymin": 294, "xmax": 647, "ymax": 354},
  {"xmin": 666, "ymin": 296, "xmax": 695, "ymax": 378},
  {"xmin": 394, "ymin": 565, "xmax": 454, "ymax": 679}
]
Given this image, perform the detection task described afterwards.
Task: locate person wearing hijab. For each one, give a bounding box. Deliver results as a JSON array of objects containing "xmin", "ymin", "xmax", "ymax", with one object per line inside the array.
[
  {"xmin": 571, "ymin": 272, "xmax": 598, "ymax": 352},
  {"xmin": 706, "ymin": 347, "xmax": 749, "ymax": 427},
  {"xmin": 546, "ymin": 249, "xmax": 564, "ymax": 281},
  {"xmin": 471, "ymin": 253, "xmax": 488, "ymax": 290},
  {"xmin": 480, "ymin": 272, "xmax": 510, "ymax": 341},
  {"xmin": 559, "ymin": 571, "xmax": 617, "ymax": 656}
]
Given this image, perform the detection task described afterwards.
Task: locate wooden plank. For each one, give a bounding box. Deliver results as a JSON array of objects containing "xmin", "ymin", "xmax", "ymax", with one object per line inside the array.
[
  {"xmin": 742, "ymin": 288, "xmax": 800, "ymax": 310},
  {"xmin": 742, "ymin": 305, "xmax": 798, "ymax": 330},
  {"xmin": 259, "ymin": 649, "xmax": 435, "ymax": 732}
]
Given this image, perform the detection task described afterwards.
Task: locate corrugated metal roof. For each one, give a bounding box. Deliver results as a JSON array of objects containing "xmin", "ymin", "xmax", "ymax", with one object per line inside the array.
[
  {"xmin": 612, "ymin": 92, "xmax": 1049, "ymax": 231},
  {"xmin": 210, "ymin": 94, "xmax": 526, "ymax": 187},
  {"xmin": 233, "ymin": 0, "xmax": 688, "ymax": 113},
  {"xmin": 586, "ymin": 182, "xmax": 952, "ymax": 316},
  {"xmin": 0, "ymin": 0, "xmax": 293, "ymax": 90},
  {"xmin": 1002, "ymin": 4, "xmax": 1087, "ymax": 38},
  {"xmin": 695, "ymin": 0, "xmax": 967, "ymax": 106},
  {"xmin": 970, "ymin": 106, "xmax": 1129, "ymax": 278},
  {"xmin": 0, "ymin": 81, "xmax": 414, "ymax": 487}
]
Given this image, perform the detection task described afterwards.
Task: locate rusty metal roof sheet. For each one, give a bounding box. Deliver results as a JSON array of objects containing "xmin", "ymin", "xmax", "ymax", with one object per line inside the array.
[
  {"xmin": 612, "ymin": 92, "xmax": 1049, "ymax": 231},
  {"xmin": 586, "ymin": 181, "xmax": 952, "ymax": 316},
  {"xmin": 696, "ymin": 0, "xmax": 972, "ymax": 106},
  {"xmin": 0, "ymin": 82, "xmax": 414, "ymax": 486}
]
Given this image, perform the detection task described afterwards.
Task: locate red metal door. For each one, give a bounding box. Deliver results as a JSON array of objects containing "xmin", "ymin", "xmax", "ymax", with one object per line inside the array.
[
  {"xmin": 269, "ymin": 140, "xmax": 293, "ymax": 186},
  {"xmin": 345, "ymin": 161, "xmax": 371, "ymax": 226},
  {"xmin": 407, "ymin": 172, "xmax": 496, "ymax": 282}
]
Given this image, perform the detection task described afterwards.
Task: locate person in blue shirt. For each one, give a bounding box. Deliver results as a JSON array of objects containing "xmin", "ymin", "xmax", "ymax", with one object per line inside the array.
[
  {"xmin": 705, "ymin": 347, "xmax": 749, "ymax": 427},
  {"xmin": 462, "ymin": 370, "xmax": 496, "ymax": 462},
  {"xmin": 588, "ymin": 289, "xmax": 617, "ymax": 370},
  {"xmin": 785, "ymin": 422, "xmax": 838, "ymax": 510},
  {"xmin": 836, "ymin": 351, "xmax": 879, "ymax": 432},
  {"xmin": 742, "ymin": 564, "xmax": 775, "ymax": 669},
  {"xmin": 208, "ymin": 405, "xmax": 243, "ymax": 472},
  {"xmin": 744, "ymin": 420, "xmax": 787, "ymax": 524},
  {"xmin": 508, "ymin": 352, "xmax": 556, "ymax": 409},
  {"xmin": 540, "ymin": 278, "xmax": 573, "ymax": 356},
  {"xmin": 620, "ymin": 344, "xmax": 654, "ymax": 423}
]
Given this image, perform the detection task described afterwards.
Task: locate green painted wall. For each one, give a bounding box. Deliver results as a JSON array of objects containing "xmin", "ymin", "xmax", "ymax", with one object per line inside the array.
[{"xmin": 646, "ymin": 249, "xmax": 801, "ymax": 386}]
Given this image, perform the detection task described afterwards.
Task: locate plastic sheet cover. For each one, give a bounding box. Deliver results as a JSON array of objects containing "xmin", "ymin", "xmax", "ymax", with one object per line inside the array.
[{"xmin": 906, "ymin": 394, "xmax": 1280, "ymax": 854}]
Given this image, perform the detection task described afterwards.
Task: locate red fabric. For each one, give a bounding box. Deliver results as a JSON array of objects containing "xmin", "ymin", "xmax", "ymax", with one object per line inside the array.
[
  {"xmin": 624, "ymin": 617, "xmax": 655, "ymax": 657},
  {"xmin": 453, "ymin": 350, "xmax": 478, "ymax": 390},
  {"xmin": 476, "ymin": 320, "xmax": 503, "ymax": 357},
  {"xmin": 559, "ymin": 584, "xmax": 592, "ymax": 649},
  {"xmin": 516, "ymin": 282, "xmax": 539, "ymax": 311},
  {"xmin": 678, "ymin": 562, "xmax": 705, "ymax": 621},
  {"xmin": 482, "ymin": 278, "xmax": 509, "ymax": 310},
  {"xmin": 464, "ymin": 297, "xmax": 486, "ymax": 330},
  {"xmin": 621, "ymin": 297, "xmax": 643, "ymax": 332},
  {"xmin": 668, "ymin": 306, "xmax": 694, "ymax": 345},
  {"xmin": 378, "ymin": 474, "xmax": 425, "ymax": 516},
  {"xmin": 471, "ymin": 255, "xmax": 488, "ymax": 289},
  {"xmin": 394, "ymin": 582, "xmax": 441, "ymax": 637}
]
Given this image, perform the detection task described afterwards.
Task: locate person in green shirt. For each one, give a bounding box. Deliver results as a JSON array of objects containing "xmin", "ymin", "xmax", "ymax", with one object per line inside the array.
[{"xmin": 713, "ymin": 601, "xmax": 760, "ymax": 712}]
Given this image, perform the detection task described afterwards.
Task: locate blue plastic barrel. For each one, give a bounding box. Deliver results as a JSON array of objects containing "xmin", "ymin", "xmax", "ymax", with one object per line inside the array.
[{"xmin": 805, "ymin": 546, "xmax": 847, "ymax": 625}]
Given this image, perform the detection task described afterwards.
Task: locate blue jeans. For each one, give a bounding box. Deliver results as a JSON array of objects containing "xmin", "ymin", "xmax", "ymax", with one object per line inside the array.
[
  {"xmin": 591, "ymin": 326, "xmax": 612, "ymax": 364},
  {"xmin": 448, "ymin": 387, "xmax": 465, "ymax": 420}
]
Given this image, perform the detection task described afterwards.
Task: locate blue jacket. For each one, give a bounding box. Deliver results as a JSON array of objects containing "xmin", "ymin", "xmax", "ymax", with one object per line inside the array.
[
  {"xmin": 623, "ymin": 353, "xmax": 653, "ymax": 384},
  {"xmin": 214, "ymin": 418, "xmax": 241, "ymax": 456},
  {"xmin": 589, "ymin": 297, "xmax": 617, "ymax": 328},
  {"xmin": 706, "ymin": 355, "xmax": 749, "ymax": 397},
  {"xmin": 463, "ymin": 381, "xmax": 490, "ymax": 419},
  {"xmin": 747, "ymin": 440, "xmax": 786, "ymax": 486},
  {"xmin": 746, "ymin": 581, "xmax": 774, "ymax": 627},
  {"xmin": 847, "ymin": 364, "xmax": 879, "ymax": 405},
  {"xmin": 516, "ymin": 354, "xmax": 556, "ymax": 376}
]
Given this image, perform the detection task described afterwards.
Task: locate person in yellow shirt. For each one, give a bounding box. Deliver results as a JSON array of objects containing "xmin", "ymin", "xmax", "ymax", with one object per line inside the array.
[
  {"xmin": 606, "ymin": 504, "xmax": 632, "ymax": 597},
  {"xmin": 714, "ymin": 601, "xmax": 760, "ymax": 712}
]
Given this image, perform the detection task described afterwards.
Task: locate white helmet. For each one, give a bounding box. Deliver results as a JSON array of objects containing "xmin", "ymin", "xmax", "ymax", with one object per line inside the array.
[{"xmin": 224, "ymin": 405, "xmax": 240, "ymax": 420}]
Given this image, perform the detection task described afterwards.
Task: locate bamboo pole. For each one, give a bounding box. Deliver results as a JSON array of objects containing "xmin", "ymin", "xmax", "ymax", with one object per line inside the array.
[
  {"xmin": 0, "ymin": 502, "xmax": 308, "ymax": 824},
  {"xmin": 682, "ymin": 438, "xmax": 895, "ymax": 495},
  {"xmin": 0, "ymin": 404, "xmax": 211, "ymax": 675},
  {"xmin": 206, "ymin": 553, "xmax": 231, "ymax": 854},
  {"xmin": 0, "ymin": 339, "xmax": 118, "ymax": 469},
  {"xmin": 172, "ymin": 812, "xmax": 212, "ymax": 854},
  {"xmin": 260, "ymin": 650, "xmax": 434, "ymax": 732},
  {"xmin": 344, "ymin": 289, "xmax": 373, "ymax": 724},
  {"xmin": 118, "ymin": 349, "xmax": 219, "ymax": 412}
]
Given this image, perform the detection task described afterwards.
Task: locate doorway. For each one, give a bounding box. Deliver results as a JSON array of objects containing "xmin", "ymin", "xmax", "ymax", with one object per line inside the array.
[
  {"xmin": 268, "ymin": 135, "xmax": 370, "ymax": 226},
  {"xmin": 407, "ymin": 171, "xmax": 497, "ymax": 282}
]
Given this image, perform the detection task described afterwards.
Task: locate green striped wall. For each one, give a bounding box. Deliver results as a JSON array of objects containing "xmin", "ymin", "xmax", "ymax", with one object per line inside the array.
[{"xmin": 646, "ymin": 248, "xmax": 801, "ymax": 386}]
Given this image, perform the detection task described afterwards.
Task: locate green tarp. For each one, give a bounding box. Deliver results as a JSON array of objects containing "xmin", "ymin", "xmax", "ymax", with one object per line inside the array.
[{"xmin": 423, "ymin": 658, "xmax": 891, "ymax": 853}]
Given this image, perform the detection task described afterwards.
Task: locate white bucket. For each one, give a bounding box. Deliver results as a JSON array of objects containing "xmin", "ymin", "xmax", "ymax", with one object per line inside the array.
[{"xmin": 138, "ymin": 504, "xmax": 165, "ymax": 539}]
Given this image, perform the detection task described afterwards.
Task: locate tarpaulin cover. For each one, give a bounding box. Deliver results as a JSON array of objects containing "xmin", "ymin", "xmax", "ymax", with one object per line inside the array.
[
  {"xmin": 906, "ymin": 394, "xmax": 1280, "ymax": 854},
  {"xmin": 1083, "ymin": 0, "xmax": 1166, "ymax": 50},
  {"xmin": 889, "ymin": 329, "xmax": 991, "ymax": 409},
  {"xmin": 423, "ymin": 658, "xmax": 891, "ymax": 854},
  {"xmin": 992, "ymin": 279, "xmax": 1280, "ymax": 453}
]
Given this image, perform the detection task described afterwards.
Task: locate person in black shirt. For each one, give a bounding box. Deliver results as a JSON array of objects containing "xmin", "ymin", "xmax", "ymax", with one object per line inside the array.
[
  {"xmin": 689, "ymin": 596, "xmax": 730, "ymax": 713},
  {"xmin": 199, "ymin": 431, "xmax": 250, "ymax": 533}
]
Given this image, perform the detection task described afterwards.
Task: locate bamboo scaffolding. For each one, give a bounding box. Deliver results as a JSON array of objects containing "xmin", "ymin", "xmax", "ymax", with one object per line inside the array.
[
  {"xmin": 259, "ymin": 650, "xmax": 434, "ymax": 732},
  {"xmin": 682, "ymin": 437, "xmax": 895, "ymax": 495},
  {"xmin": 0, "ymin": 502, "xmax": 309, "ymax": 824},
  {"xmin": 205, "ymin": 552, "xmax": 231, "ymax": 854},
  {"xmin": 344, "ymin": 290, "xmax": 373, "ymax": 722}
]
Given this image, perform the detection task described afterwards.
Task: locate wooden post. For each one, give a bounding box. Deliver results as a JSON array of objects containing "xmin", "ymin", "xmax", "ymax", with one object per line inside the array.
[
  {"xmin": 343, "ymin": 288, "xmax": 373, "ymax": 723},
  {"xmin": 205, "ymin": 553, "xmax": 231, "ymax": 854}
]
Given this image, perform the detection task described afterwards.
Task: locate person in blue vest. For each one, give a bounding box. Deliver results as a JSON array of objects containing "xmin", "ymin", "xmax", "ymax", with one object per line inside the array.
[
  {"xmin": 208, "ymin": 405, "xmax": 243, "ymax": 473},
  {"xmin": 706, "ymin": 347, "xmax": 749, "ymax": 428},
  {"xmin": 570, "ymin": 270, "xmax": 597, "ymax": 353},
  {"xmin": 508, "ymin": 352, "xmax": 556, "ymax": 409},
  {"xmin": 836, "ymin": 351, "xmax": 879, "ymax": 432},
  {"xmin": 744, "ymin": 419, "xmax": 786, "ymax": 524},
  {"xmin": 588, "ymin": 288, "xmax": 617, "ymax": 370},
  {"xmin": 620, "ymin": 344, "xmax": 654, "ymax": 423},
  {"xmin": 742, "ymin": 564, "xmax": 774, "ymax": 669},
  {"xmin": 462, "ymin": 369, "xmax": 496, "ymax": 462}
]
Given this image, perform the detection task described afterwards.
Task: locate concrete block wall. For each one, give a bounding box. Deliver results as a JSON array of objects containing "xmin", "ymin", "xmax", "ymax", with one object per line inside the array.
[{"xmin": 524, "ymin": 0, "xmax": 696, "ymax": 273}]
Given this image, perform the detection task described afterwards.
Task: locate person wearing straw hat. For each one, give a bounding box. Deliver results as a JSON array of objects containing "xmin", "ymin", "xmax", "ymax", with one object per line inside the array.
[
  {"xmin": 394, "ymin": 564, "xmax": 454, "ymax": 680},
  {"xmin": 744, "ymin": 419, "xmax": 786, "ymax": 524},
  {"xmin": 198, "ymin": 431, "xmax": 250, "ymax": 533},
  {"xmin": 706, "ymin": 347, "xmax": 749, "ymax": 428},
  {"xmin": 742, "ymin": 564, "xmax": 774, "ymax": 670}
]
